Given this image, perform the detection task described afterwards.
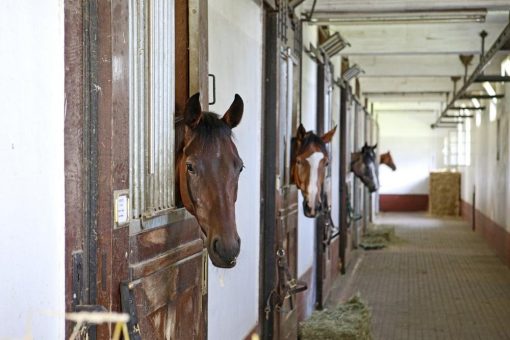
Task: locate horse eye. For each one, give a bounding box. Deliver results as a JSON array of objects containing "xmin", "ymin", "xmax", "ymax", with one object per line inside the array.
[
  {"xmin": 186, "ymin": 163, "xmax": 195, "ymax": 173},
  {"xmin": 296, "ymin": 159, "xmax": 302, "ymax": 165}
]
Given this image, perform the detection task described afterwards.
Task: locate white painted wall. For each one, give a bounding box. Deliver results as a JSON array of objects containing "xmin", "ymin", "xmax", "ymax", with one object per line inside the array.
[
  {"xmin": 0, "ymin": 1, "xmax": 65, "ymax": 339},
  {"xmin": 378, "ymin": 112, "xmax": 447, "ymax": 194},
  {"xmin": 296, "ymin": 24, "xmax": 319, "ymax": 320},
  {"xmin": 330, "ymin": 57, "xmax": 341, "ymax": 231},
  {"xmin": 460, "ymin": 59, "xmax": 510, "ymax": 230},
  {"xmin": 298, "ymin": 25, "xmax": 319, "ymax": 277},
  {"xmin": 207, "ymin": 1, "xmax": 262, "ymax": 339}
]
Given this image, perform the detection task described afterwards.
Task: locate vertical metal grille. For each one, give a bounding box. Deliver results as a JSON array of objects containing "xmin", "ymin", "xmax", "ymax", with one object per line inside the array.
[{"xmin": 129, "ymin": 0, "xmax": 175, "ymax": 219}]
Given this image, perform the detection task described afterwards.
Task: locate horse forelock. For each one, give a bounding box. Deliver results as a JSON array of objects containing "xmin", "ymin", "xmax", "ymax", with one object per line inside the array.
[
  {"xmin": 184, "ymin": 112, "xmax": 235, "ymax": 153},
  {"xmin": 298, "ymin": 133, "xmax": 328, "ymax": 156}
]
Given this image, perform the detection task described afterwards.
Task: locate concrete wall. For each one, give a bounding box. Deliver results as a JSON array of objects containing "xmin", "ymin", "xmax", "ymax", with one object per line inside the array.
[
  {"xmin": 0, "ymin": 1, "xmax": 65, "ymax": 338},
  {"xmin": 460, "ymin": 56, "xmax": 510, "ymax": 230},
  {"xmin": 378, "ymin": 112, "xmax": 447, "ymax": 194},
  {"xmin": 207, "ymin": 1, "xmax": 263, "ymax": 338}
]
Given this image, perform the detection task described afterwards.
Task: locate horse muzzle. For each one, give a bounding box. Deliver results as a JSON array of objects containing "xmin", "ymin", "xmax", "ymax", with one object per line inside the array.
[
  {"xmin": 303, "ymin": 200, "xmax": 321, "ymax": 218},
  {"xmin": 209, "ymin": 235, "xmax": 241, "ymax": 268}
]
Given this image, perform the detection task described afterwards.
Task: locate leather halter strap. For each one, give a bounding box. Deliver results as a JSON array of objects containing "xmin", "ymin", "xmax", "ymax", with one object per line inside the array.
[{"xmin": 264, "ymin": 216, "xmax": 308, "ymax": 320}]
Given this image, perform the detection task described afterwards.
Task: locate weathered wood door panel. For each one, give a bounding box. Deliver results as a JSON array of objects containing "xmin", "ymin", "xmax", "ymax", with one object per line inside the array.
[
  {"xmin": 122, "ymin": 217, "xmax": 206, "ymax": 339},
  {"xmin": 121, "ymin": 0, "xmax": 208, "ymax": 337},
  {"xmin": 315, "ymin": 60, "xmax": 340, "ymax": 308},
  {"xmin": 127, "ymin": 247, "xmax": 205, "ymax": 338},
  {"xmin": 261, "ymin": 4, "xmax": 302, "ymax": 339},
  {"xmin": 65, "ymin": 0, "xmax": 209, "ymax": 338}
]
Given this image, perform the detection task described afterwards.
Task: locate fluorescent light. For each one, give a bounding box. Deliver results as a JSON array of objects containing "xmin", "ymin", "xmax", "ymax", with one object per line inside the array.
[
  {"xmin": 501, "ymin": 58, "xmax": 510, "ymax": 76},
  {"xmin": 476, "ymin": 110, "xmax": 481, "ymax": 127},
  {"xmin": 489, "ymin": 100, "xmax": 497, "ymax": 121},
  {"xmin": 465, "ymin": 117, "xmax": 471, "ymax": 131},
  {"xmin": 471, "ymin": 98, "xmax": 481, "ymax": 108},
  {"xmin": 482, "ymin": 82, "xmax": 496, "ymax": 97},
  {"xmin": 310, "ymin": 9, "xmax": 486, "ymax": 25}
]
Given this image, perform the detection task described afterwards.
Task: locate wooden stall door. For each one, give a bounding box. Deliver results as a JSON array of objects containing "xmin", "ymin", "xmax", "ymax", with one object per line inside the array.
[
  {"xmin": 339, "ymin": 86, "xmax": 355, "ymax": 272},
  {"xmin": 120, "ymin": 0, "xmax": 209, "ymax": 339},
  {"xmin": 315, "ymin": 60, "xmax": 339, "ymax": 309},
  {"xmin": 275, "ymin": 47, "xmax": 300, "ymax": 340},
  {"xmin": 261, "ymin": 4, "xmax": 302, "ymax": 339},
  {"xmin": 352, "ymin": 101, "xmax": 365, "ymax": 249},
  {"xmin": 65, "ymin": 0, "xmax": 208, "ymax": 338}
]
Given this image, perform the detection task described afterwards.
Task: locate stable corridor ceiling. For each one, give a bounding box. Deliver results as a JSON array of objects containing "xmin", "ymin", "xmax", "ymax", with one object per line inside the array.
[{"xmin": 299, "ymin": 0, "xmax": 510, "ymax": 119}]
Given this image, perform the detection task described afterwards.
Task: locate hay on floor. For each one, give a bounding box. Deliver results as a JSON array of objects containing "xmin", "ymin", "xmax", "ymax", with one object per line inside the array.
[
  {"xmin": 299, "ymin": 294, "xmax": 372, "ymax": 340},
  {"xmin": 360, "ymin": 225, "xmax": 396, "ymax": 250}
]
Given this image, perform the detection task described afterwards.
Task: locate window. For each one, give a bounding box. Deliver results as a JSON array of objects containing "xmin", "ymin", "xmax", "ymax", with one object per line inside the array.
[
  {"xmin": 129, "ymin": 0, "xmax": 175, "ymax": 220},
  {"xmin": 443, "ymin": 121, "xmax": 470, "ymax": 168}
]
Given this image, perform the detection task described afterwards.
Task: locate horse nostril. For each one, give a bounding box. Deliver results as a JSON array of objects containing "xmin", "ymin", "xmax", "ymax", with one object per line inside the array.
[
  {"xmin": 237, "ymin": 236, "xmax": 241, "ymax": 248},
  {"xmin": 212, "ymin": 238, "xmax": 220, "ymax": 254}
]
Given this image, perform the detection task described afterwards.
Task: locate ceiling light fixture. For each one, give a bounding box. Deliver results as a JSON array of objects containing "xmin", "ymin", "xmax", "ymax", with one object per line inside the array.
[
  {"xmin": 475, "ymin": 111, "xmax": 481, "ymax": 127},
  {"xmin": 471, "ymin": 98, "xmax": 481, "ymax": 108},
  {"xmin": 343, "ymin": 64, "xmax": 364, "ymax": 81},
  {"xmin": 318, "ymin": 32, "xmax": 350, "ymax": 58},
  {"xmin": 309, "ymin": 9, "xmax": 487, "ymax": 25},
  {"xmin": 489, "ymin": 101, "xmax": 497, "ymax": 121},
  {"xmin": 482, "ymin": 81, "xmax": 496, "ymax": 97}
]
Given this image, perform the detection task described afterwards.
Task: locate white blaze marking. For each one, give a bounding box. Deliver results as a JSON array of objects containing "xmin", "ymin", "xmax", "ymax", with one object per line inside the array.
[
  {"xmin": 306, "ymin": 152, "xmax": 324, "ymax": 210},
  {"xmin": 368, "ymin": 161, "xmax": 379, "ymax": 189}
]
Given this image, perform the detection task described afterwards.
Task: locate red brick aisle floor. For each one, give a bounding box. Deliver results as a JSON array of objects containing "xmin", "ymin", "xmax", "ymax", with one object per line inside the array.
[{"xmin": 329, "ymin": 213, "xmax": 510, "ymax": 340}]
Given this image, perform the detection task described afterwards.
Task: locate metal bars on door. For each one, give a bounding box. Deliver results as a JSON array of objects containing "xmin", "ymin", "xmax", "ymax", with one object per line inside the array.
[{"xmin": 129, "ymin": 0, "xmax": 175, "ymax": 219}]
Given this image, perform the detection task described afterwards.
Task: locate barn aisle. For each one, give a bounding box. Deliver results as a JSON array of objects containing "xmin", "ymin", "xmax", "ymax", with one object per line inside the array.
[{"xmin": 329, "ymin": 213, "xmax": 510, "ymax": 340}]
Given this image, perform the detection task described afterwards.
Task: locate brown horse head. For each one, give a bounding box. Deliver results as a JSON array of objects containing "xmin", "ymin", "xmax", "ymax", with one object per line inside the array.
[
  {"xmin": 351, "ymin": 143, "xmax": 379, "ymax": 193},
  {"xmin": 177, "ymin": 93, "xmax": 244, "ymax": 268},
  {"xmin": 380, "ymin": 151, "xmax": 396, "ymax": 171},
  {"xmin": 291, "ymin": 124, "xmax": 337, "ymax": 217}
]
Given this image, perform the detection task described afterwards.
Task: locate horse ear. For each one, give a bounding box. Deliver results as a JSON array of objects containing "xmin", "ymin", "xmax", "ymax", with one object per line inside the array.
[
  {"xmin": 372, "ymin": 143, "xmax": 378, "ymax": 149},
  {"xmin": 297, "ymin": 124, "xmax": 307, "ymax": 140},
  {"xmin": 184, "ymin": 93, "xmax": 202, "ymax": 128},
  {"xmin": 222, "ymin": 94, "xmax": 244, "ymax": 128},
  {"xmin": 321, "ymin": 125, "xmax": 337, "ymax": 144}
]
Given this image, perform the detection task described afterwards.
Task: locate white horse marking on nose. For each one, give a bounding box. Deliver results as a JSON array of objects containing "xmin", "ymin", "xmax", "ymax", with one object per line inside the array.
[{"xmin": 306, "ymin": 152, "xmax": 324, "ymax": 208}]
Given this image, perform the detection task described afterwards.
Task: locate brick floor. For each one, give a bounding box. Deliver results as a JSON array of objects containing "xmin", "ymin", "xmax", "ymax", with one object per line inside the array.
[{"xmin": 328, "ymin": 212, "xmax": 510, "ymax": 340}]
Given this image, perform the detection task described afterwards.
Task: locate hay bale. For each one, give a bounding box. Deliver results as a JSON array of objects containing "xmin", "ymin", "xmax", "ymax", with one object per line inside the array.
[
  {"xmin": 429, "ymin": 171, "xmax": 460, "ymax": 216},
  {"xmin": 299, "ymin": 294, "xmax": 372, "ymax": 340}
]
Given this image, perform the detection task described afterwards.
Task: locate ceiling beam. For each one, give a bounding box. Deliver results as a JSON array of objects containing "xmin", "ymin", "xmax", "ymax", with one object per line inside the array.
[
  {"xmin": 432, "ymin": 21, "xmax": 510, "ymax": 127},
  {"xmin": 459, "ymin": 93, "xmax": 504, "ymax": 99},
  {"xmin": 474, "ymin": 75, "xmax": 510, "ymax": 82}
]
